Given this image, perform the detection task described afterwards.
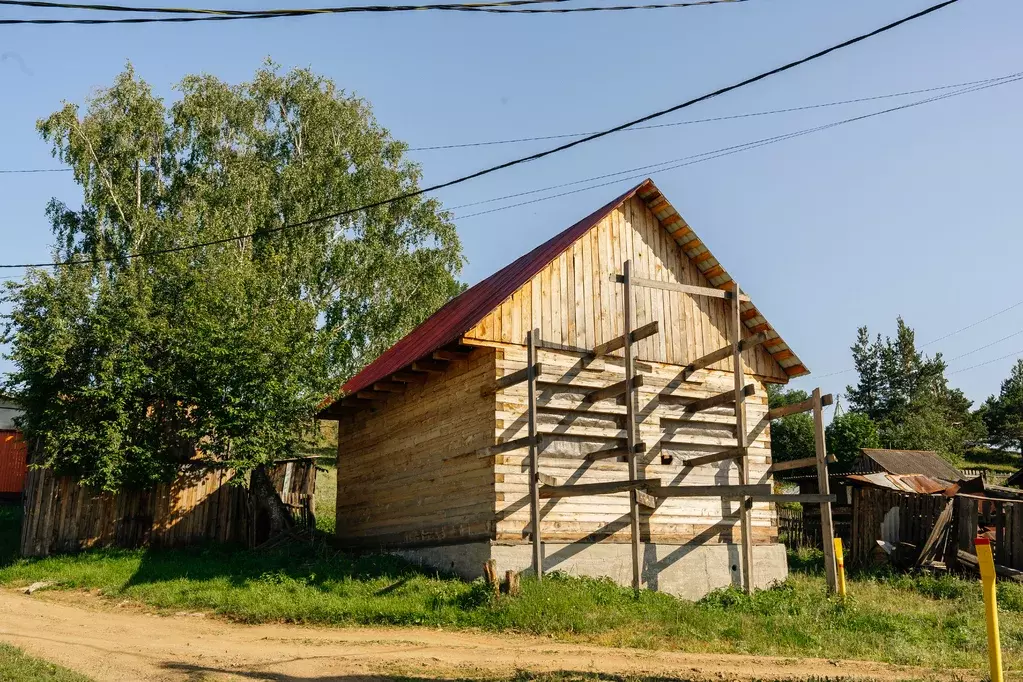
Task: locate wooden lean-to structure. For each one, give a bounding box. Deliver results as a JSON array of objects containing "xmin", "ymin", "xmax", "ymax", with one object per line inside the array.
[{"xmin": 320, "ymin": 179, "xmax": 840, "ymax": 594}]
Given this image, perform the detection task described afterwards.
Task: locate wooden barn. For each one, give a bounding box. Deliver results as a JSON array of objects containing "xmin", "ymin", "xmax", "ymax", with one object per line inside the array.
[{"xmin": 319, "ymin": 179, "xmax": 840, "ymax": 597}]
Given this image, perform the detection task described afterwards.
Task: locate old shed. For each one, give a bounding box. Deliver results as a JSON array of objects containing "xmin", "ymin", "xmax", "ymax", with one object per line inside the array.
[{"xmin": 320, "ymin": 179, "xmax": 840, "ymax": 597}]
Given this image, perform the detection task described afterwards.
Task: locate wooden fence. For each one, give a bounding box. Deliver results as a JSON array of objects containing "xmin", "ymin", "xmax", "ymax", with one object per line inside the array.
[
  {"xmin": 849, "ymin": 486, "xmax": 1023, "ymax": 573},
  {"xmin": 19, "ymin": 459, "xmax": 318, "ymax": 558}
]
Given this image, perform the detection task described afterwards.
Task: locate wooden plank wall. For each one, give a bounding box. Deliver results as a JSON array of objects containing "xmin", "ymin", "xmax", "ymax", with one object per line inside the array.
[
  {"xmin": 335, "ymin": 347, "xmax": 497, "ymax": 548},
  {"xmin": 20, "ymin": 465, "xmax": 249, "ymax": 557},
  {"xmin": 848, "ymin": 487, "xmax": 949, "ymax": 565},
  {"xmin": 464, "ymin": 196, "xmax": 786, "ymax": 382},
  {"xmin": 491, "ymin": 344, "xmax": 778, "ymax": 545}
]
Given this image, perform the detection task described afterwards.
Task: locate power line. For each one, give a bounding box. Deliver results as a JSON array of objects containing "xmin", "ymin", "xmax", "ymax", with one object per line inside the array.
[
  {"xmin": 948, "ymin": 349, "xmax": 1023, "ymax": 376},
  {"xmin": 946, "ymin": 328, "xmax": 1023, "ymax": 363},
  {"xmin": 0, "ymin": 168, "xmax": 70, "ymax": 174},
  {"xmin": 450, "ymin": 73, "xmax": 1023, "ymax": 218},
  {"xmin": 410, "ymin": 74, "xmax": 1016, "ymax": 152},
  {"xmin": 3, "ymin": 72, "xmax": 1014, "ymax": 175},
  {"xmin": 0, "ymin": 0, "xmax": 567, "ymax": 13},
  {"xmin": 0, "ymin": 0, "xmax": 748, "ymax": 23},
  {"xmin": 813, "ymin": 294, "xmax": 1023, "ymax": 380},
  {"xmin": 0, "ymin": 0, "xmax": 962, "ymax": 270}
]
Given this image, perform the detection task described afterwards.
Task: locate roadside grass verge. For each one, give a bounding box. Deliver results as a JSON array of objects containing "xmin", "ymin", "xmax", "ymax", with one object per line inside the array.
[
  {"xmin": 1, "ymin": 512, "xmax": 1021, "ymax": 671},
  {"xmin": 0, "ymin": 643, "xmax": 92, "ymax": 681}
]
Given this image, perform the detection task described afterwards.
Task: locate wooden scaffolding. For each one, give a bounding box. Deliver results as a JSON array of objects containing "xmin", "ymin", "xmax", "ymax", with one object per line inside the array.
[{"xmin": 479, "ymin": 259, "xmax": 840, "ymax": 593}]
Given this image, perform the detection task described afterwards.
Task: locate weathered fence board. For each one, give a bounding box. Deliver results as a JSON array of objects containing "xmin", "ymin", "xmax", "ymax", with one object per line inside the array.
[
  {"xmin": 20, "ymin": 460, "xmax": 317, "ymax": 558},
  {"xmin": 849, "ymin": 487, "xmax": 1023, "ymax": 571}
]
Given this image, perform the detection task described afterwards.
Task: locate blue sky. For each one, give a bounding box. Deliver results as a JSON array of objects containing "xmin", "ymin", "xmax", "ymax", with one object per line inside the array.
[{"xmin": 1, "ymin": 0, "xmax": 1022, "ymax": 407}]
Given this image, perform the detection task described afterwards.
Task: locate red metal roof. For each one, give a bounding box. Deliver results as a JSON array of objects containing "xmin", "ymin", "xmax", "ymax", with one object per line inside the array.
[{"xmin": 333, "ymin": 181, "xmax": 649, "ymax": 402}]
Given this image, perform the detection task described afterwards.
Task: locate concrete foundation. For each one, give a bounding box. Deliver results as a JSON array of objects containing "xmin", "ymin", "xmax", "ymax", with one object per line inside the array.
[{"xmin": 393, "ymin": 541, "xmax": 788, "ymax": 600}]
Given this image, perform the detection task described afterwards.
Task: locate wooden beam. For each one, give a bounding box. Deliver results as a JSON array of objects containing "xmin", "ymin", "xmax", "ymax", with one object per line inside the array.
[
  {"xmin": 813, "ymin": 387, "xmax": 839, "ymax": 594},
  {"xmin": 733, "ymin": 281, "xmax": 754, "ymax": 594},
  {"xmin": 635, "ymin": 488, "xmax": 657, "ymax": 509},
  {"xmin": 539, "ymin": 479, "xmax": 645, "ymax": 499},
  {"xmin": 536, "ymin": 471, "xmax": 560, "ymax": 487},
  {"xmin": 481, "ymin": 363, "xmax": 544, "ymax": 397},
  {"xmin": 768, "ymin": 454, "xmax": 837, "ymax": 473},
  {"xmin": 590, "ymin": 321, "xmax": 660, "ymax": 358},
  {"xmin": 477, "ymin": 434, "xmax": 541, "ymax": 458},
  {"xmin": 684, "ymin": 384, "xmax": 755, "ymax": 413},
  {"xmin": 526, "ymin": 329, "xmax": 543, "ymax": 581},
  {"xmin": 372, "ymin": 382, "xmax": 407, "ymax": 393},
  {"xmin": 612, "ymin": 274, "xmax": 751, "ymax": 302},
  {"xmin": 681, "ymin": 448, "xmax": 742, "ymax": 467},
  {"xmin": 645, "ymin": 483, "xmax": 771, "ymax": 499},
  {"xmin": 585, "ymin": 442, "xmax": 645, "ymax": 462},
  {"xmin": 355, "ymin": 390, "xmax": 392, "ymax": 401},
  {"xmin": 767, "ymin": 393, "xmax": 833, "ymax": 420},
  {"xmin": 390, "ymin": 371, "xmax": 427, "ymax": 383},
  {"xmin": 411, "ymin": 359, "xmax": 448, "ymax": 373},
  {"xmin": 752, "ymin": 494, "xmax": 837, "ymax": 503},
  {"xmin": 434, "ymin": 350, "xmax": 472, "ymax": 362},
  {"xmin": 682, "ymin": 332, "xmax": 769, "ymax": 380},
  {"xmin": 622, "ymin": 260, "xmax": 642, "ymax": 592},
  {"xmin": 585, "ymin": 374, "xmax": 645, "ymax": 403}
]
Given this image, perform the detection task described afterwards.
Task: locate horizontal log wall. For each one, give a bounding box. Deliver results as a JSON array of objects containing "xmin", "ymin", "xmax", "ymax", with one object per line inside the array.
[
  {"xmin": 335, "ymin": 347, "xmax": 496, "ymax": 548},
  {"xmin": 464, "ymin": 195, "xmax": 786, "ymax": 382},
  {"xmin": 20, "ymin": 466, "xmax": 249, "ymax": 557},
  {"xmin": 491, "ymin": 345, "xmax": 778, "ymax": 545}
]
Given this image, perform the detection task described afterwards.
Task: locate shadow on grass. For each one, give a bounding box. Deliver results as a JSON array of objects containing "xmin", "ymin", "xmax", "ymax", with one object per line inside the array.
[{"xmin": 122, "ymin": 538, "xmax": 443, "ymax": 593}]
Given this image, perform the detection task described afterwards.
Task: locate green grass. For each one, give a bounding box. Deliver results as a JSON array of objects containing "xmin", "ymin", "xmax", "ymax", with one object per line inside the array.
[
  {"xmin": 0, "ymin": 643, "xmax": 92, "ymax": 681},
  {"xmin": 962, "ymin": 446, "xmax": 1020, "ymax": 475},
  {"xmin": 314, "ymin": 460, "xmax": 337, "ymax": 535},
  {"xmin": 1, "ymin": 507, "xmax": 1021, "ymax": 673}
]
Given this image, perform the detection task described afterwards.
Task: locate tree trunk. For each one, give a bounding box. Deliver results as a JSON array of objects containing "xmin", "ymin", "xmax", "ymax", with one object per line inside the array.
[{"xmin": 250, "ymin": 464, "xmax": 294, "ymax": 543}]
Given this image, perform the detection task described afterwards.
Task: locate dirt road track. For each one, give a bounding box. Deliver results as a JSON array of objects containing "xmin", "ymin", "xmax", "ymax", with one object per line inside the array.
[{"xmin": 0, "ymin": 589, "xmax": 975, "ymax": 681}]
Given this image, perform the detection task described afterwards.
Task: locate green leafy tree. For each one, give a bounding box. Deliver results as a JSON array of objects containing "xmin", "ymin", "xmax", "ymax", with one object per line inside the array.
[
  {"xmin": 981, "ymin": 359, "xmax": 1023, "ymax": 459},
  {"xmin": 825, "ymin": 410, "xmax": 880, "ymax": 468},
  {"xmin": 844, "ymin": 317, "xmax": 982, "ymax": 462},
  {"xmin": 2, "ymin": 63, "xmax": 463, "ymax": 509},
  {"xmin": 766, "ymin": 385, "xmax": 815, "ymax": 464}
]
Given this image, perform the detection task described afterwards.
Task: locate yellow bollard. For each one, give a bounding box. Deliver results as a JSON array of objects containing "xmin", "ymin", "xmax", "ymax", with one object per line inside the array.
[
  {"xmin": 833, "ymin": 537, "xmax": 847, "ymax": 598},
  {"xmin": 976, "ymin": 537, "xmax": 1004, "ymax": 682}
]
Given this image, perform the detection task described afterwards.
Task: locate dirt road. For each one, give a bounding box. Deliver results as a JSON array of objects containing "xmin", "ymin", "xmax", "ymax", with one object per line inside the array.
[{"xmin": 0, "ymin": 588, "xmax": 975, "ymax": 681}]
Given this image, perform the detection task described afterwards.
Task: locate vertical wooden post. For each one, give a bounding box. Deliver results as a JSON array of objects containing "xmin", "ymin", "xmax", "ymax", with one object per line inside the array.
[
  {"xmin": 527, "ymin": 328, "xmax": 543, "ymax": 580},
  {"xmin": 733, "ymin": 282, "xmax": 753, "ymax": 593},
  {"xmin": 622, "ymin": 260, "xmax": 642, "ymax": 591},
  {"xmin": 813, "ymin": 387, "xmax": 839, "ymax": 593}
]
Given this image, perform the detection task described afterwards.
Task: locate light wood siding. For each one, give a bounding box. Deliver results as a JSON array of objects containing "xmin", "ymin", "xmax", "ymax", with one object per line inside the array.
[
  {"xmin": 335, "ymin": 348, "xmax": 497, "ymax": 548},
  {"xmin": 465, "ymin": 196, "xmax": 786, "ymax": 382},
  {"xmin": 490, "ymin": 345, "xmax": 777, "ymax": 544}
]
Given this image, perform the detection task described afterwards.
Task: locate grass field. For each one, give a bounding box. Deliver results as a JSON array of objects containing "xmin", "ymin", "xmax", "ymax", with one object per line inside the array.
[
  {"xmin": 0, "ymin": 643, "xmax": 92, "ymax": 682},
  {"xmin": 0, "ymin": 505, "xmax": 1021, "ymax": 670},
  {"xmin": 962, "ymin": 446, "xmax": 1021, "ymax": 475}
]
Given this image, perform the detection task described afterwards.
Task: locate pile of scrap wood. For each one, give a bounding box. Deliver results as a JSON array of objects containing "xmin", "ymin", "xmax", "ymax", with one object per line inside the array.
[{"xmin": 913, "ymin": 476, "xmax": 1023, "ymax": 582}]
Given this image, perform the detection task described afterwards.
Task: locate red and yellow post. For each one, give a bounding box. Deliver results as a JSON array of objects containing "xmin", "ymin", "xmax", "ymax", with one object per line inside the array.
[
  {"xmin": 833, "ymin": 538, "xmax": 847, "ymax": 598},
  {"xmin": 976, "ymin": 537, "xmax": 1003, "ymax": 682}
]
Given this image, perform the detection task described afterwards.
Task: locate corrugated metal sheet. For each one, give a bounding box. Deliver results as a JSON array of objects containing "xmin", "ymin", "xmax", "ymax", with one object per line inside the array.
[
  {"xmin": 845, "ymin": 473, "xmax": 951, "ymax": 494},
  {"xmin": 855, "ymin": 448, "xmax": 963, "ymax": 482},
  {"xmin": 0, "ymin": 430, "xmax": 27, "ymax": 495},
  {"xmin": 324, "ymin": 179, "xmax": 808, "ymax": 412}
]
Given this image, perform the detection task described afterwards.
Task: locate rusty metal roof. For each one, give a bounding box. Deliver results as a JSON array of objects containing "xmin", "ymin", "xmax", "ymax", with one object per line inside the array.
[
  {"xmin": 325, "ymin": 179, "xmax": 807, "ymax": 410},
  {"xmin": 845, "ymin": 473, "xmax": 952, "ymax": 494},
  {"xmin": 855, "ymin": 449, "xmax": 963, "ymax": 481}
]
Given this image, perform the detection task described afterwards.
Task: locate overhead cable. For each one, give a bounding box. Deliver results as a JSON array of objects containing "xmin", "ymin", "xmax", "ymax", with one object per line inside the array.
[
  {"xmin": 0, "ymin": 0, "xmax": 963, "ymax": 269},
  {"xmin": 0, "ymin": 0, "xmax": 747, "ymax": 23}
]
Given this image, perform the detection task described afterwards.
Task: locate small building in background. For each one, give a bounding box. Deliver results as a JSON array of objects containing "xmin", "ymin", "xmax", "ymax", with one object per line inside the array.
[
  {"xmin": 0, "ymin": 398, "xmax": 27, "ymax": 502},
  {"xmin": 849, "ymin": 448, "xmax": 963, "ymax": 481}
]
